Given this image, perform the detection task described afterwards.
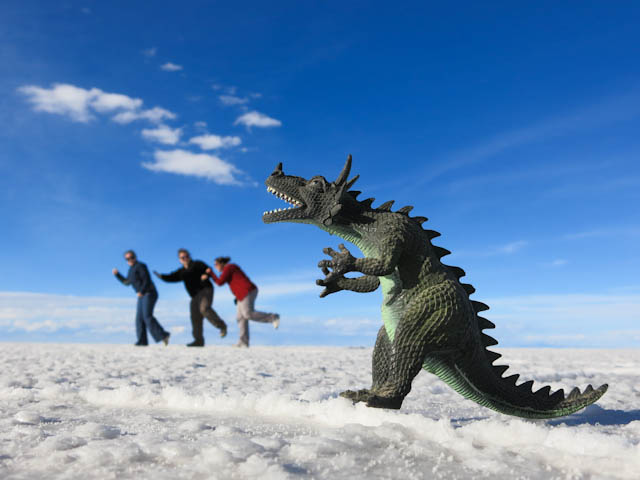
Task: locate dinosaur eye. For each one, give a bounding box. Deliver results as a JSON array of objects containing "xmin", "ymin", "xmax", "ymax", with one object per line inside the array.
[{"xmin": 308, "ymin": 177, "xmax": 325, "ymax": 190}]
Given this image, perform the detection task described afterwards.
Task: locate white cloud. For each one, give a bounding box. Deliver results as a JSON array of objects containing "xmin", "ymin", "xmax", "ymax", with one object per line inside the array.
[
  {"xmin": 141, "ymin": 124, "xmax": 182, "ymax": 145},
  {"xmin": 18, "ymin": 84, "xmax": 102, "ymax": 122},
  {"xmin": 112, "ymin": 106, "xmax": 176, "ymax": 125},
  {"xmin": 497, "ymin": 240, "xmax": 528, "ymax": 254},
  {"xmin": 18, "ymin": 83, "xmax": 175, "ymax": 126},
  {"xmin": 219, "ymin": 95, "xmax": 249, "ymax": 106},
  {"xmin": 142, "ymin": 47, "xmax": 157, "ymax": 57},
  {"xmin": 234, "ymin": 110, "xmax": 282, "ymax": 128},
  {"xmin": 161, "ymin": 62, "xmax": 183, "ymax": 72},
  {"xmin": 142, "ymin": 149, "xmax": 241, "ymax": 184},
  {"xmin": 90, "ymin": 92, "xmax": 143, "ymax": 113},
  {"xmin": 189, "ymin": 134, "xmax": 241, "ymax": 150}
]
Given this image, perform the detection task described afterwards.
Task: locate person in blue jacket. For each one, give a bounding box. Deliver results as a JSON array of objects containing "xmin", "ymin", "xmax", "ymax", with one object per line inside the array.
[{"xmin": 113, "ymin": 250, "xmax": 170, "ymax": 346}]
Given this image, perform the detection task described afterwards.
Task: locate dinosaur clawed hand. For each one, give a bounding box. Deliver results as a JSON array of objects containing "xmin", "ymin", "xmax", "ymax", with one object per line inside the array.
[{"xmin": 318, "ymin": 244, "xmax": 355, "ymax": 283}]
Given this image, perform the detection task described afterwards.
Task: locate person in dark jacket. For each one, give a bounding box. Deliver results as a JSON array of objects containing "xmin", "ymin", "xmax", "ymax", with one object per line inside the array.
[
  {"xmin": 113, "ymin": 250, "xmax": 170, "ymax": 346},
  {"xmin": 154, "ymin": 249, "xmax": 227, "ymax": 347},
  {"xmin": 205, "ymin": 256, "xmax": 279, "ymax": 348}
]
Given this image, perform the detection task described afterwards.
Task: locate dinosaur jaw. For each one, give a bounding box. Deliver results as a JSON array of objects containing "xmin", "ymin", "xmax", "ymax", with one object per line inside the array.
[{"xmin": 262, "ymin": 185, "xmax": 307, "ymax": 223}]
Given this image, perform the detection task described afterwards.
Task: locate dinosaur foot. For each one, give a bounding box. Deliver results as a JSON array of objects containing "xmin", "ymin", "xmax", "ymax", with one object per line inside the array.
[
  {"xmin": 366, "ymin": 394, "xmax": 403, "ymax": 410},
  {"xmin": 339, "ymin": 389, "xmax": 403, "ymax": 409}
]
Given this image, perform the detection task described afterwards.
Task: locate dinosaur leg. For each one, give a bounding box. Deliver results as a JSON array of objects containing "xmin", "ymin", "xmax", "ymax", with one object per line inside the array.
[
  {"xmin": 365, "ymin": 307, "xmax": 438, "ymax": 409},
  {"xmin": 340, "ymin": 325, "xmax": 393, "ymax": 404}
]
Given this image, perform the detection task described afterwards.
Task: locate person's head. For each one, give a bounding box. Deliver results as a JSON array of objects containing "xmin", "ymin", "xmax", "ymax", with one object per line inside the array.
[
  {"xmin": 178, "ymin": 248, "xmax": 191, "ymax": 267},
  {"xmin": 214, "ymin": 256, "xmax": 230, "ymax": 272},
  {"xmin": 124, "ymin": 250, "xmax": 137, "ymax": 265}
]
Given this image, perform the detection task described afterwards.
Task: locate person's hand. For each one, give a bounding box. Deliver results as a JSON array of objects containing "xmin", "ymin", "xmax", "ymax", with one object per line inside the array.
[
  {"xmin": 137, "ymin": 292, "xmax": 143, "ymax": 297},
  {"xmin": 112, "ymin": 268, "xmax": 119, "ymax": 275},
  {"xmin": 206, "ymin": 267, "xmax": 213, "ymax": 275},
  {"xmin": 153, "ymin": 270, "xmax": 161, "ymax": 278},
  {"xmin": 200, "ymin": 273, "xmax": 208, "ymax": 281}
]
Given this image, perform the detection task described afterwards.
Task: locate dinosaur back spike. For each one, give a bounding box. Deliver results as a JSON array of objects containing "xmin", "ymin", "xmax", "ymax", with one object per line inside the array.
[
  {"xmin": 397, "ymin": 206, "xmax": 413, "ymax": 214},
  {"xmin": 377, "ymin": 200, "xmax": 395, "ymax": 211},
  {"xmin": 434, "ymin": 246, "xmax": 451, "ymax": 258},
  {"xmin": 361, "ymin": 198, "xmax": 375, "ymax": 208},
  {"xmin": 471, "ymin": 301, "xmax": 490, "ymax": 313},
  {"xmin": 348, "ymin": 190, "xmax": 362, "ymax": 199},
  {"xmin": 481, "ymin": 333, "xmax": 498, "ymax": 347},
  {"xmin": 423, "ymin": 229, "xmax": 441, "ymax": 239},
  {"xmin": 477, "ymin": 316, "xmax": 495, "ymax": 330},
  {"xmin": 461, "ymin": 283, "xmax": 476, "ymax": 295},
  {"xmin": 412, "ymin": 216, "xmax": 428, "ymax": 224},
  {"xmin": 447, "ymin": 265, "xmax": 466, "ymax": 279}
]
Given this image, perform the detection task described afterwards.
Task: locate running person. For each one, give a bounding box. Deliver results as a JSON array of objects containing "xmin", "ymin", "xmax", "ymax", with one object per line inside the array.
[
  {"xmin": 206, "ymin": 256, "xmax": 279, "ymax": 348},
  {"xmin": 154, "ymin": 249, "xmax": 227, "ymax": 347}
]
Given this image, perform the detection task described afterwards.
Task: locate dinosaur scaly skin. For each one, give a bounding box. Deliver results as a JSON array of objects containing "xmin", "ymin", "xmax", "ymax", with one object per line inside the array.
[{"xmin": 262, "ymin": 156, "xmax": 608, "ymax": 418}]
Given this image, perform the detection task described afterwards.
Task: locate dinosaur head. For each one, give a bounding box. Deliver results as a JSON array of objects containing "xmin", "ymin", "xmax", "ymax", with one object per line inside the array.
[{"xmin": 263, "ymin": 155, "xmax": 359, "ymax": 227}]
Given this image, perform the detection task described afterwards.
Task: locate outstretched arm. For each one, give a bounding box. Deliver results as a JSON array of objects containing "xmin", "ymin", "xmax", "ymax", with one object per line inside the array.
[
  {"xmin": 113, "ymin": 269, "xmax": 130, "ymax": 285},
  {"xmin": 154, "ymin": 268, "xmax": 183, "ymax": 283},
  {"xmin": 316, "ymin": 274, "xmax": 380, "ymax": 297},
  {"xmin": 318, "ymin": 237, "xmax": 403, "ymax": 282}
]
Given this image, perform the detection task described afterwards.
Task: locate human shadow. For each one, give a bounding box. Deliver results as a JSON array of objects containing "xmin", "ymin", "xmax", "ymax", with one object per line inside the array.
[{"xmin": 547, "ymin": 404, "xmax": 640, "ymax": 426}]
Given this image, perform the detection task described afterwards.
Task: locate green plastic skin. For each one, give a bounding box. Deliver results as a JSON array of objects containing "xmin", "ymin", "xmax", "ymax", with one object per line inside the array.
[{"xmin": 262, "ymin": 156, "xmax": 607, "ymax": 418}]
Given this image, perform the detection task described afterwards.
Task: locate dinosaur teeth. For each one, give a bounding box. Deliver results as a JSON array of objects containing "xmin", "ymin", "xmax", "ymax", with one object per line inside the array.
[{"xmin": 266, "ymin": 186, "xmax": 303, "ymax": 208}]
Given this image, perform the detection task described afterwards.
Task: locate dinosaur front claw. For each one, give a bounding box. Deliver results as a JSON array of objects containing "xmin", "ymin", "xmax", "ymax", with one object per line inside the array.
[{"xmin": 319, "ymin": 244, "xmax": 356, "ymax": 282}]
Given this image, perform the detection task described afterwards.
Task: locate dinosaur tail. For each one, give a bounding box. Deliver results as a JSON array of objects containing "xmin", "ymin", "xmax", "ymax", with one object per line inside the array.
[{"xmin": 422, "ymin": 347, "xmax": 608, "ymax": 419}]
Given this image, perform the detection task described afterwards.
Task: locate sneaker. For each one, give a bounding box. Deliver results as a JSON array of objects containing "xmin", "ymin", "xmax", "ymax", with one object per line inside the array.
[
  {"xmin": 187, "ymin": 339, "xmax": 204, "ymax": 347},
  {"xmin": 162, "ymin": 333, "xmax": 170, "ymax": 346},
  {"xmin": 134, "ymin": 342, "xmax": 148, "ymax": 346},
  {"xmin": 272, "ymin": 314, "xmax": 280, "ymax": 330},
  {"xmin": 220, "ymin": 324, "xmax": 227, "ymax": 338},
  {"xmin": 233, "ymin": 342, "xmax": 249, "ymax": 348}
]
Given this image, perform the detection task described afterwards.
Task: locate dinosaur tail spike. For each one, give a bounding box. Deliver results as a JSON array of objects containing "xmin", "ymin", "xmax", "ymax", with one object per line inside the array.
[{"xmin": 423, "ymin": 348, "xmax": 608, "ymax": 419}]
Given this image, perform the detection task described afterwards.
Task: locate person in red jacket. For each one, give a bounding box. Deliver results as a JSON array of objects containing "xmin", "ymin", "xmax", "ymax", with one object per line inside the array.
[{"xmin": 205, "ymin": 256, "xmax": 279, "ymax": 347}]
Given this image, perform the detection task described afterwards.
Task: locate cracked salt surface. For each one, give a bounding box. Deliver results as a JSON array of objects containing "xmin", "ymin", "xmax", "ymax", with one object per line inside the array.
[{"xmin": 1, "ymin": 343, "xmax": 639, "ymax": 479}]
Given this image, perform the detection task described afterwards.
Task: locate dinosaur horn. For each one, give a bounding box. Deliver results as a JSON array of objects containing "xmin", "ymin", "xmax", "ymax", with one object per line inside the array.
[
  {"xmin": 271, "ymin": 162, "xmax": 283, "ymax": 175},
  {"xmin": 335, "ymin": 154, "xmax": 352, "ymax": 186}
]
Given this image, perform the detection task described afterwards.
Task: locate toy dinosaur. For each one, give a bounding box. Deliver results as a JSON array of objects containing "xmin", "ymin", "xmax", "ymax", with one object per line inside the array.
[{"xmin": 262, "ymin": 155, "xmax": 607, "ymax": 418}]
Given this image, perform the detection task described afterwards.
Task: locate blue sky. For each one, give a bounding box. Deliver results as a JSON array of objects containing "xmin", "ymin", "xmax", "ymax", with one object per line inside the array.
[{"xmin": 1, "ymin": 1, "xmax": 639, "ymax": 347}]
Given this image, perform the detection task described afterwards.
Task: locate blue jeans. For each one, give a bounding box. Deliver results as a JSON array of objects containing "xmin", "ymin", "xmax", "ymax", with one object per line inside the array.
[{"xmin": 136, "ymin": 290, "xmax": 168, "ymax": 344}]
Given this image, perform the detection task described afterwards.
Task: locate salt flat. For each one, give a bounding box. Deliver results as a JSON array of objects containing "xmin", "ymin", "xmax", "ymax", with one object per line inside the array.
[{"xmin": 0, "ymin": 343, "xmax": 638, "ymax": 479}]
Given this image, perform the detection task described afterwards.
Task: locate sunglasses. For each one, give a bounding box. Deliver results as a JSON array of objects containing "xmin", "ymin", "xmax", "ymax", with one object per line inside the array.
[
  {"xmin": 179, "ymin": 255, "xmax": 189, "ymax": 260},
  {"xmin": 125, "ymin": 256, "xmax": 134, "ymax": 261}
]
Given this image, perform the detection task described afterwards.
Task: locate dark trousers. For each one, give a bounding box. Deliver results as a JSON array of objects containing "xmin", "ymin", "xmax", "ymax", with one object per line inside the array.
[
  {"xmin": 136, "ymin": 290, "xmax": 168, "ymax": 344},
  {"xmin": 190, "ymin": 287, "xmax": 226, "ymax": 342}
]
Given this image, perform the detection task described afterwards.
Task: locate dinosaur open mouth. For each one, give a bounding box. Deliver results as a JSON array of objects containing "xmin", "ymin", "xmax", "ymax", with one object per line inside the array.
[{"xmin": 263, "ymin": 186, "xmax": 305, "ymax": 221}]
